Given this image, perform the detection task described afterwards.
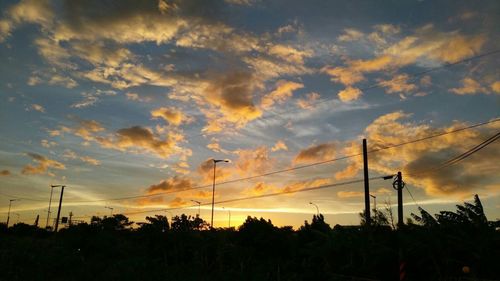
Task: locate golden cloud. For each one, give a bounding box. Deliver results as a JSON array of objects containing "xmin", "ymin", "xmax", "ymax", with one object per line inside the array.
[
  {"xmin": 337, "ymin": 191, "xmax": 364, "ymax": 198},
  {"xmin": 338, "ymin": 28, "xmax": 364, "ymax": 42},
  {"xmin": 378, "ymin": 74, "xmax": 417, "ymax": 94},
  {"xmin": 294, "ymin": 142, "xmax": 336, "ymax": 164},
  {"xmin": 151, "ymin": 107, "xmax": 191, "ymax": 126},
  {"xmin": 338, "ymin": 87, "xmax": 362, "ymax": 102},
  {"xmin": 335, "ymin": 111, "xmax": 500, "ymax": 197},
  {"xmin": 449, "ymin": 77, "xmax": 487, "ymax": 95},
  {"xmin": 22, "ymin": 152, "xmax": 65, "ymax": 175},
  {"xmin": 268, "ymin": 44, "xmax": 313, "ymax": 64},
  {"xmin": 491, "ymin": 81, "xmax": 500, "ymax": 93},
  {"xmin": 296, "ymin": 92, "xmax": 320, "ymax": 110},
  {"xmin": 202, "ymin": 71, "xmax": 262, "ymax": 131},
  {"xmin": 271, "ymin": 140, "xmax": 288, "ymax": 152},
  {"xmin": 261, "ymin": 80, "xmax": 304, "ymax": 109},
  {"xmin": 147, "ymin": 176, "xmax": 193, "ymax": 195}
]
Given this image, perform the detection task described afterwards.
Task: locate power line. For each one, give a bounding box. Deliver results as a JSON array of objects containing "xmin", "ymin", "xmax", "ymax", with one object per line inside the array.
[
  {"xmin": 3, "ymin": 117, "xmax": 499, "ymax": 204},
  {"xmin": 73, "ymin": 176, "xmax": 387, "ymax": 218}
]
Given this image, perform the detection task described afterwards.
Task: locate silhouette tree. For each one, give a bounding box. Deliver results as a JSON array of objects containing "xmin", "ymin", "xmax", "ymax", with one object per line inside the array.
[
  {"xmin": 138, "ymin": 215, "xmax": 170, "ymax": 232},
  {"xmin": 359, "ymin": 208, "xmax": 390, "ymax": 227},
  {"xmin": 91, "ymin": 214, "xmax": 133, "ymax": 231},
  {"xmin": 171, "ymin": 214, "xmax": 208, "ymax": 231}
]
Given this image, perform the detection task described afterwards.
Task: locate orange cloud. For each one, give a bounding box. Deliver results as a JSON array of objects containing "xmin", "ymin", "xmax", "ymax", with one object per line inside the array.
[
  {"xmin": 296, "ymin": 92, "xmax": 320, "ymax": 110},
  {"xmin": 147, "ymin": 176, "xmax": 193, "ymax": 195},
  {"xmin": 0, "ymin": 170, "xmax": 10, "ymax": 176},
  {"xmin": 294, "ymin": 142, "xmax": 336, "ymax": 164},
  {"xmin": 338, "ymin": 87, "xmax": 362, "ymax": 102},
  {"xmin": 338, "ymin": 28, "xmax": 364, "ymax": 42},
  {"xmin": 449, "ymin": 77, "xmax": 487, "ymax": 95},
  {"xmin": 337, "ymin": 191, "xmax": 364, "ymax": 198},
  {"xmin": 202, "ymin": 71, "xmax": 262, "ymax": 132},
  {"xmin": 491, "ymin": 81, "xmax": 500, "ymax": 93},
  {"xmin": 151, "ymin": 107, "xmax": 191, "ymax": 126},
  {"xmin": 378, "ymin": 74, "xmax": 417, "ymax": 94},
  {"xmin": 22, "ymin": 153, "xmax": 65, "ymax": 175},
  {"xmin": 271, "ymin": 140, "xmax": 288, "ymax": 152},
  {"xmin": 336, "ymin": 111, "xmax": 500, "ymax": 197},
  {"xmin": 261, "ymin": 80, "xmax": 304, "ymax": 109}
]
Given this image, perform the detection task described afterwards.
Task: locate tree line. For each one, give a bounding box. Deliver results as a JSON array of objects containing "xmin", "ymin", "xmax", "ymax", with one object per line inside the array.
[{"xmin": 0, "ymin": 195, "xmax": 498, "ymax": 281}]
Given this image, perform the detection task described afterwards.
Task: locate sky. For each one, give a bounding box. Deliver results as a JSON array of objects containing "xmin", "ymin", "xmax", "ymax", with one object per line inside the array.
[{"xmin": 0, "ymin": 0, "xmax": 499, "ymax": 228}]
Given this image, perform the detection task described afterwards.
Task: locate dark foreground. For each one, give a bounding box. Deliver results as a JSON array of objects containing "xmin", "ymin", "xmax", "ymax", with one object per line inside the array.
[{"xmin": 0, "ymin": 199, "xmax": 499, "ymax": 281}]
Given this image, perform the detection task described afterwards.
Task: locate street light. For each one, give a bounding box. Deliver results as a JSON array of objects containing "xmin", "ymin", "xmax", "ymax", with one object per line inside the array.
[
  {"xmin": 370, "ymin": 194, "xmax": 377, "ymax": 210},
  {"xmin": 309, "ymin": 202, "xmax": 319, "ymax": 215},
  {"xmin": 6, "ymin": 199, "xmax": 19, "ymax": 227},
  {"xmin": 104, "ymin": 206, "xmax": 114, "ymax": 216},
  {"xmin": 211, "ymin": 159, "xmax": 229, "ymax": 228},
  {"xmin": 222, "ymin": 207, "xmax": 231, "ymax": 228},
  {"xmin": 191, "ymin": 200, "xmax": 201, "ymax": 217}
]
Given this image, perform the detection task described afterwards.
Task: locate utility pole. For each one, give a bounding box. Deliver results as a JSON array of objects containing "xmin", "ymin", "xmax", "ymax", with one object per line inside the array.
[
  {"xmin": 6, "ymin": 199, "xmax": 18, "ymax": 227},
  {"xmin": 211, "ymin": 159, "xmax": 229, "ymax": 229},
  {"xmin": 47, "ymin": 185, "xmax": 60, "ymax": 229},
  {"xmin": 362, "ymin": 139, "xmax": 371, "ymax": 225},
  {"xmin": 392, "ymin": 172, "xmax": 405, "ymax": 227},
  {"xmin": 54, "ymin": 185, "xmax": 66, "ymax": 232}
]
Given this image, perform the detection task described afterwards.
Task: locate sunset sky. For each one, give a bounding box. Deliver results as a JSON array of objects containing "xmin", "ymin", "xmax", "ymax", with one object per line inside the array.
[{"xmin": 0, "ymin": 0, "xmax": 499, "ymax": 228}]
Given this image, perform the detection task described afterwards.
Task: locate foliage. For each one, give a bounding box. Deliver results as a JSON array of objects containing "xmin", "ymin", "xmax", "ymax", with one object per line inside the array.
[{"xmin": 0, "ymin": 195, "xmax": 498, "ymax": 281}]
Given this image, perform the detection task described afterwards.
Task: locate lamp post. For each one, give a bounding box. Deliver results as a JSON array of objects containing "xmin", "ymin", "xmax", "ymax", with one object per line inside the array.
[
  {"xmin": 309, "ymin": 202, "xmax": 319, "ymax": 215},
  {"xmin": 191, "ymin": 200, "xmax": 201, "ymax": 217},
  {"xmin": 104, "ymin": 206, "xmax": 114, "ymax": 216},
  {"xmin": 370, "ymin": 194, "xmax": 377, "ymax": 210},
  {"xmin": 6, "ymin": 199, "xmax": 19, "ymax": 227},
  {"xmin": 46, "ymin": 185, "xmax": 60, "ymax": 229},
  {"xmin": 211, "ymin": 159, "xmax": 229, "ymax": 229},
  {"xmin": 54, "ymin": 185, "xmax": 66, "ymax": 232},
  {"xmin": 222, "ymin": 207, "xmax": 231, "ymax": 228}
]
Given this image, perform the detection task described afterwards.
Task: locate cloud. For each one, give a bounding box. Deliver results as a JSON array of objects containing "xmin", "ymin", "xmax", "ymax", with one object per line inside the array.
[
  {"xmin": 41, "ymin": 139, "xmax": 57, "ymax": 148},
  {"xmin": 322, "ymin": 66, "xmax": 364, "ymax": 86},
  {"xmin": 0, "ymin": 170, "xmax": 11, "ymax": 176},
  {"xmin": 338, "ymin": 28, "xmax": 364, "ymax": 42},
  {"xmin": 71, "ymin": 90, "xmax": 116, "ymax": 108},
  {"xmin": 337, "ymin": 191, "xmax": 364, "ymax": 198},
  {"xmin": 267, "ymin": 44, "xmax": 313, "ymax": 64},
  {"xmin": 338, "ymin": 87, "xmax": 362, "ymax": 102},
  {"xmin": 151, "ymin": 107, "xmax": 192, "ymax": 126},
  {"xmin": 29, "ymin": 104, "xmax": 45, "ymax": 113},
  {"xmin": 296, "ymin": 92, "xmax": 320, "ymax": 110},
  {"xmin": 491, "ymin": 81, "xmax": 500, "ymax": 94},
  {"xmin": 234, "ymin": 146, "xmax": 275, "ymax": 176},
  {"xmin": 294, "ymin": 142, "xmax": 336, "ymax": 164},
  {"xmin": 335, "ymin": 111, "xmax": 500, "ymax": 197},
  {"xmin": 146, "ymin": 176, "xmax": 193, "ymax": 195},
  {"xmin": 55, "ymin": 119, "xmax": 187, "ymax": 159},
  {"xmin": 62, "ymin": 149, "xmax": 101, "ymax": 166},
  {"xmin": 126, "ymin": 92, "xmax": 151, "ymax": 102},
  {"xmin": 48, "ymin": 74, "xmax": 78, "ymax": 88},
  {"xmin": 449, "ymin": 77, "xmax": 487, "ymax": 95},
  {"xmin": 201, "ymin": 71, "xmax": 262, "ymax": 132},
  {"xmin": 378, "ymin": 74, "xmax": 417, "ymax": 94},
  {"xmin": 242, "ymin": 182, "xmax": 277, "ymax": 196},
  {"xmin": 261, "ymin": 80, "xmax": 304, "ymax": 109},
  {"xmin": 271, "ymin": 140, "xmax": 288, "ymax": 152},
  {"xmin": 324, "ymin": 26, "xmax": 487, "ymax": 88},
  {"xmin": 22, "ymin": 152, "xmax": 65, "ymax": 175}
]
